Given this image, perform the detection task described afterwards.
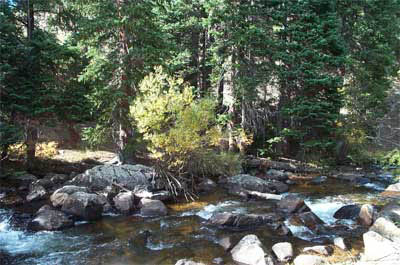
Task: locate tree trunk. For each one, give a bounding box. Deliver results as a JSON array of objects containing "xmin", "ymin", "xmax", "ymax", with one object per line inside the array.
[
  {"xmin": 223, "ymin": 54, "xmax": 237, "ymax": 152},
  {"xmin": 115, "ymin": 0, "xmax": 133, "ymax": 163},
  {"xmin": 26, "ymin": 126, "xmax": 37, "ymax": 170}
]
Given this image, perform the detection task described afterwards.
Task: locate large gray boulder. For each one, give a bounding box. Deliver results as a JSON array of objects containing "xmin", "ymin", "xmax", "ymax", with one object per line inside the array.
[
  {"xmin": 29, "ymin": 205, "xmax": 73, "ymax": 231},
  {"xmin": 222, "ymin": 174, "xmax": 288, "ymax": 194},
  {"xmin": 288, "ymin": 211, "xmax": 325, "ymax": 232},
  {"xmin": 370, "ymin": 217, "xmax": 400, "ymax": 243},
  {"xmin": 68, "ymin": 164, "xmax": 159, "ymax": 192},
  {"xmin": 51, "ymin": 186, "xmax": 104, "ymax": 220},
  {"xmin": 230, "ymin": 235, "xmax": 274, "ymax": 265}
]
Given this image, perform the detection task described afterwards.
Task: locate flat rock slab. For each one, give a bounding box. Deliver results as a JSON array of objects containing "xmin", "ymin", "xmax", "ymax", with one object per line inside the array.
[{"xmin": 294, "ymin": 255, "xmax": 326, "ymax": 265}]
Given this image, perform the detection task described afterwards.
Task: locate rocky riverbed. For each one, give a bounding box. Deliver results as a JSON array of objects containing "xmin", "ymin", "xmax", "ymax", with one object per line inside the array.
[{"xmin": 0, "ymin": 160, "xmax": 399, "ymax": 265}]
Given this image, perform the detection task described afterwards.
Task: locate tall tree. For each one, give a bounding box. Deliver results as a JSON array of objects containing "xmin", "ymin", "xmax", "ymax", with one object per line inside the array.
[{"xmin": 62, "ymin": 0, "xmax": 167, "ymax": 162}]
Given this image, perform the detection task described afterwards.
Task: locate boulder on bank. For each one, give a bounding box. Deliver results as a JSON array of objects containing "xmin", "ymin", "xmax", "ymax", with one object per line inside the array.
[
  {"xmin": 68, "ymin": 164, "xmax": 159, "ymax": 192},
  {"xmin": 293, "ymin": 255, "xmax": 325, "ymax": 265},
  {"xmin": 303, "ymin": 245, "xmax": 333, "ymax": 256},
  {"xmin": 362, "ymin": 230, "xmax": 400, "ymax": 262},
  {"xmin": 333, "ymin": 237, "xmax": 347, "ymax": 250},
  {"xmin": 370, "ymin": 217, "xmax": 400, "ymax": 243},
  {"xmin": 50, "ymin": 185, "xmax": 104, "ymax": 220},
  {"xmin": 139, "ymin": 198, "xmax": 168, "ymax": 217},
  {"xmin": 26, "ymin": 184, "xmax": 47, "ymax": 202},
  {"xmin": 29, "ymin": 205, "xmax": 73, "ymax": 231},
  {"xmin": 272, "ymin": 242, "xmax": 293, "ymax": 262},
  {"xmin": 385, "ymin": 182, "xmax": 400, "ymax": 192},
  {"xmin": 230, "ymin": 234, "xmax": 274, "ymax": 265},
  {"xmin": 358, "ymin": 204, "xmax": 376, "ymax": 226}
]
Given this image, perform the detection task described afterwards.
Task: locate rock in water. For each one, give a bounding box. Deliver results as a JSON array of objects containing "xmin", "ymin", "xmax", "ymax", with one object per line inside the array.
[
  {"xmin": 29, "ymin": 205, "xmax": 73, "ymax": 231},
  {"xmin": 293, "ymin": 255, "xmax": 325, "ymax": 265},
  {"xmin": 51, "ymin": 186, "xmax": 104, "ymax": 220},
  {"xmin": 333, "ymin": 205, "xmax": 361, "ymax": 220},
  {"xmin": 50, "ymin": 185, "xmax": 90, "ymax": 207},
  {"xmin": 222, "ymin": 174, "xmax": 288, "ymax": 194},
  {"xmin": 277, "ymin": 195, "xmax": 309, "ymax": 214},
  {"xmin": 272, "ymin": 242, "xmax": 293, "ymax": 262},
  {"xmin": 208, "ymin": 212, "xmax": 282, "ymax": 229},
  {"xmin": 230, "ymin": 235, "xmax": 275, "ymax": 265},
  {"xmin": 113, "ymin": 192, "xmax": 136, "ymax": 214},
  {"xmin": 139, "ymin": 198, "xmax": 168, "ymax": 217}
]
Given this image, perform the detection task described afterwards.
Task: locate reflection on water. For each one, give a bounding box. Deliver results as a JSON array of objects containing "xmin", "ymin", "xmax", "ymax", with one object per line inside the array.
[{"xmin": 0, "ymin": 173, "xmax": 397, "ymax": 265}]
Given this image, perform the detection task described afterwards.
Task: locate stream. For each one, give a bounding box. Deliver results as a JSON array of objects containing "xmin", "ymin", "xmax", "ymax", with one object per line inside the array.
[{"xmin": 0, "ymin": 170, "xmax": 399, "ymax": 265}]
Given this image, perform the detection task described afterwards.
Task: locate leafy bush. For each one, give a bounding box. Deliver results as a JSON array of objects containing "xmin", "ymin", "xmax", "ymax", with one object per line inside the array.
[
  {"xmin": 379, "ymin": 149, "xmax": 400, "ymax": 167},
  {"xmin": 9, "ymin": 141, "xmax": 58, "ymax": 159},
  {"xmin": 130, "ymin": 67, "xmax": 241, "ymax": 196}
]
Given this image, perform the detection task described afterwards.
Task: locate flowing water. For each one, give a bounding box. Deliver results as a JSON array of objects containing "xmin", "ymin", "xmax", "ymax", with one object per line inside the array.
[{"xmin": 0, "ymin": 170, "xmax": 399, "ymax": 265}]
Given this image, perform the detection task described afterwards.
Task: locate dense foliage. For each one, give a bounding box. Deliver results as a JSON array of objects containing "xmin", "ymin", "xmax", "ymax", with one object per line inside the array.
[{"xmin": 1, "ymin": 0, "xmax": 399, "ymax": 173}]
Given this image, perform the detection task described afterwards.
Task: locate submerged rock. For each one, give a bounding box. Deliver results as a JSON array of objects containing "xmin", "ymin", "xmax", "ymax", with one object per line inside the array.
[
  {"xmin": 310, "ymin": 176, "xmax": 327, "ymax": 185},
  {"xmin": 333, "ymin": 204, "xmax": 361, "ymax": 220},
  {"xmin": 272, "ymin": 242, "xmax": 293, "ymax": 262},
  {"xmin": 139, "ymin": 198, "xmax": 168, "ymax": 217},
  {"xmin": 230, "ymin": 234, "xmax": 274, "ymax": 265},
  {"xmin": 218, "ymin": 236, "xmax": 233, "ymax": 251},
  {"xmin": 29, "ymin": 205, "xmax": 73, "ymax": 231}
]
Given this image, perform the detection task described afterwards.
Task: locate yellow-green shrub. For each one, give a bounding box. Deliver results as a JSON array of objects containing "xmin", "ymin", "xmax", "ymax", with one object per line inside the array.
[{"xmin": 130, "ymin": 67, "xmax": 241, "ymax": 194}]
